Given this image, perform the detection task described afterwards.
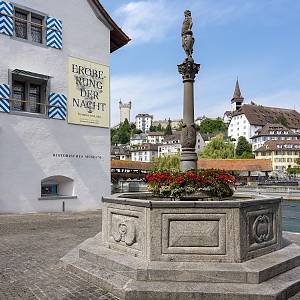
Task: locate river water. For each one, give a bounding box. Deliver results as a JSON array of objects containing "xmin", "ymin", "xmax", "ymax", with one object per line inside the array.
[{"xmin": 282, "ymin": 200, "xmax": 300, "ymax": 232}]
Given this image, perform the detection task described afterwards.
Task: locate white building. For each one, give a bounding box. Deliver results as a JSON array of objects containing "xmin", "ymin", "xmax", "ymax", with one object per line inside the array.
[
  {"xmin": 0, "ymin": 0, "xmax": 129, "ymax": 213},
  {"xmin": 158, "ymin": 132, "xmax": 205, "ymax": 157},
  {"xmin": 152, "ymin": 118, "xmax": 182, "ymax": 130},
  {"xmin": 251, "ymin": 123, "xmax": 300, "ymax": 151},
  {"xmin": 135, "ymin": 113, "xmax": 153, "ymax": 132},
  {"xmin": 195, "ymin": 116, "xmax": 206, "ymax": 126},
  {"xmin": 158, "ymin": 134, "xmax": 181, "ymax": 157},
  {"xmin": 147, "ymin": 131, "xmax": 165, "ymax": 144},
  {"xmin": 130, "ymin": 133, "xmax": 147, "ymax": 146},
  {"xmin": 227, "ymin": 81, "xmax": 300, "ymax": 143},
  {"xmin": 131, "ymin": 143, "xmax": 158, "ymax": 162},
  {"xmin": 111, "ymin": 145, "xmax": 131, "ymax": 160},
  {"xmin": 119, "ymin": 100, "xmax": 131, "ymax": 124}
]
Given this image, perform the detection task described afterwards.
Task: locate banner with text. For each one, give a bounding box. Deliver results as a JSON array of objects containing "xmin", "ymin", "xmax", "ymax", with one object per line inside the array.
[{"xmin": 68, "ymin": 57, "xmax": 110, "ymax": 127}]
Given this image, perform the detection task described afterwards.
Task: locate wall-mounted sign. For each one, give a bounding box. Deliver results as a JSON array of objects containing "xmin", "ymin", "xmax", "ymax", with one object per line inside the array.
[{"xmin": 68, "ymin": 57, "xmax": 110, "ymax": 127}]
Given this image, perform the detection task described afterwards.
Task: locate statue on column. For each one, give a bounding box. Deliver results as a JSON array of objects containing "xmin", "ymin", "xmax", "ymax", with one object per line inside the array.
[{"xmin": 181, "ymin": 10, "xmax": 195, "ymax": 60}]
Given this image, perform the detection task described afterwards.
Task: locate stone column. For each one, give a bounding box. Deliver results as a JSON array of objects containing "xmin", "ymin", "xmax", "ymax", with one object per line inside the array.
[{"xmin": 178, "ymin": 58, "xmax": 200, "ymax": 171}]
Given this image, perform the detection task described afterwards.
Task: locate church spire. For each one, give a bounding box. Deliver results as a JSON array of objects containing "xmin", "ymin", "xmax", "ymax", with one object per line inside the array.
[
  {"xmin": 232, "ymin": 79, "xmax": 243, "ymax": 100},
  {"xmin": 231, "ymin": 78, "xmax": 244, "ymax": 111}
]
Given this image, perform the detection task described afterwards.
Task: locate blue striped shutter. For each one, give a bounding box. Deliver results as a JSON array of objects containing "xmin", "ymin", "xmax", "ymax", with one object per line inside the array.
[
  {"xmin": 48, "ymin": 93, "xmax": 67, "ymax": 120},
  {"xmin": 46, "ymin": 16, "xmax": 63, "ymax": 49},
  {"xmin": 0, "ymin": 1, "xmax": 13, "ymax": 36},
  {"xmin": 0, "ymin": 84, "xmax": 10, "ymax": 113}
]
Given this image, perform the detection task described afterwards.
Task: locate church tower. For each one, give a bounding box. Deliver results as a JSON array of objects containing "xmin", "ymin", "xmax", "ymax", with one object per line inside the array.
[
  {"xmin": 231, "ymin": 79, "xmax": 244, "ymax": 112},
  {"xmin": 119, "ymin": 100, "xmax": 132, "ymax": 124}
]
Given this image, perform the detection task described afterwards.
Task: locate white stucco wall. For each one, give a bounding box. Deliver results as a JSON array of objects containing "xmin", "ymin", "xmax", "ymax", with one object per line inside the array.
[
  {"xmin": 228, "ymin": 114, "xmax": 262, "ymax": 143},
  {"xmin": 0, "ymin": 0, "xmax": 112, "ymax": 213}
]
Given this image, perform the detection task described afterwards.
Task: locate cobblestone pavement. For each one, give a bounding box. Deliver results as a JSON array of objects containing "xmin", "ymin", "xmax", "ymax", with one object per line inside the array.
[
  {"xmin": 0, "ymin": 211, "xmax": 118, "ymax": 300},
  {"xmin": 0, "ymin": 211, "xmax": 299, "ymax": 300}
]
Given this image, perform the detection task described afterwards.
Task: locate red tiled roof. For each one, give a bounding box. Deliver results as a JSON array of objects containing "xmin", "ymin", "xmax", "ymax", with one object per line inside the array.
[
  {"xmin": 255, "ymin": 140, "xmax": 300, "ymax": 152},
  {"xmin": 198, "ymin": 159, "xmax": 272, "ymax": 172}
]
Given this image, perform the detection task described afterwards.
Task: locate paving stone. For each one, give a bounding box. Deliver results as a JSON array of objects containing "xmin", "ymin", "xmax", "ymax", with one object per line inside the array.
[
  {"xmin": 0, "ymin": 211, "xmax": 118, "ymax": 300},
  {"xmin": 0, "ymin": 211, "xmax": 299, "ymax": 299}
]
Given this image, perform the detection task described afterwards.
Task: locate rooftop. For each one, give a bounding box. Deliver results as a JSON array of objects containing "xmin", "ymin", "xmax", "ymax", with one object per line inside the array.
[
  {"xmin": 255, "ymin": 140, "xmax": 300, "ymax": 152},
  {"xmin": 251, "ymin": 123, "xmax": 299, "ymax": 138},
  {"xmin": 92, "ymin": 0, "xmax": 130, "ymax": 52},
  {"xmin": 232, "ymin": 104, "xmax": 300, "ymax": 128},
  {"xmin": 148, "ymin": 132, "xmax": 165, "ymax": 136}
]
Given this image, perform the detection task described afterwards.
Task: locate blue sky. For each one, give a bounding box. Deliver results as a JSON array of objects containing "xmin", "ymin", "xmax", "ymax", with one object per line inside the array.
[{"xmin": 100, "ymin": 0, "xmax": 300, "ymax": 125}]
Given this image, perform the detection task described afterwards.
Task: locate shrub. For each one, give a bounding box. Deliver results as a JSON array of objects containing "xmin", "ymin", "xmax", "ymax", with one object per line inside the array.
[{"xmin": 146, "ymin": 169, "xmax": 236, "ymax": 199}]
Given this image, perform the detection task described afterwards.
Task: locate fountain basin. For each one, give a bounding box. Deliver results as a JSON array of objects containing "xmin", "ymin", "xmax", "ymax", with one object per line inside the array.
[{"xmin": 102, "ymin": 193, "xmax": 282, "ymax": 263}]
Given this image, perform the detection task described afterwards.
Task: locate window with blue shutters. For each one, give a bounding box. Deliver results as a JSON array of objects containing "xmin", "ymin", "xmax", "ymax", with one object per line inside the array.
[
  {"xmin": 10, "ymin": 70, "xmax": 48, "ymax": 115},
  {"xmin": 1, "ymin": 2, "xmax": 63, "ymax": 49}
]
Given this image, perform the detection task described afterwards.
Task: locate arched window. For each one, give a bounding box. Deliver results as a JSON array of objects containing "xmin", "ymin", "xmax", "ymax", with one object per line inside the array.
[{"xmin": 41, "ymin": 176, "xmax": 74, "ymax": 197}]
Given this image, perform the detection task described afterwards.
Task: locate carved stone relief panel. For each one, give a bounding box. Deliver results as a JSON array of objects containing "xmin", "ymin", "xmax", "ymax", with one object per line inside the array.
[
  {"xmin": 162, "ymin": 213, "xmax": 226, "ymax": 255},
  {"xmin": 107, "ymin": 207, "xmax": 143, "ymax": 253},
  {"xmin": 247, "ymin": 208, "xmax": 276, "ymax": 252}
]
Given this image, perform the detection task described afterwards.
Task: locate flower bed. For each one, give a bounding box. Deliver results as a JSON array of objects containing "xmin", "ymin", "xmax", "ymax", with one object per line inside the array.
[{"xmin": 146, "ymin": 169, "xmax": 236, "ymax": 199}]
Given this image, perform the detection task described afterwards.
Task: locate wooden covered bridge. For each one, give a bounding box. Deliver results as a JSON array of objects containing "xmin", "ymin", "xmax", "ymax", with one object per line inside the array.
[{"xmin": 111, "ymin": 159, "xmax": 273, "ymax": 182}]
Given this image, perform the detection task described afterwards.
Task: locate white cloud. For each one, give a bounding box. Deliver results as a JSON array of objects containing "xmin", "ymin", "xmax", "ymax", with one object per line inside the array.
[
  {"xmin": 110, "ymin": 73, "xmax": 182, "ymax": 125},
  {"xmin": 114, "ymin": 0, "xmax": 266, "ymax": 45},
  {"xmin": 115, "ymin": 0, "xmax": 178, "ymax": 44}
]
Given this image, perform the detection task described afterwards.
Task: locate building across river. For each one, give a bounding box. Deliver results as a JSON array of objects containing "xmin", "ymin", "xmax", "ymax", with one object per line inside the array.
[{"xmin": 0, "ymin": 0, "xmax": 129, "ymax": 213}]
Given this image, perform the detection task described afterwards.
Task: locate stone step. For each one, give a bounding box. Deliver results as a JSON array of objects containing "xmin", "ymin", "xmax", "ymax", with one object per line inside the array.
[
  {"xmin": 65, "ymin": 257, "xmax": 131, "ymax": 300},
  {"xmin": 65, "ymin": 257, "xmax": 300, "ymax": 300},
  {"xmin": 78, "ymin": 235, "xmax": 300, "ymax": 284},
  {"xmin": 122, "ymin": 265, "xmax": 300, "ymax": 300}
]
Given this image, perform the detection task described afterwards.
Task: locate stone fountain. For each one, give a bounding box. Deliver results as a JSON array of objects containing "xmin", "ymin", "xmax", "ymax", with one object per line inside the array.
[{"xmin": 62, "ymin": 11, "xmax": 300, "ymax": 299}]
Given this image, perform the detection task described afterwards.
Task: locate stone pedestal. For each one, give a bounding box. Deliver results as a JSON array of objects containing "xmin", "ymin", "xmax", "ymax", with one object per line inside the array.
[{"xmin": 62, "ymin": 194, "xmax": 300, "ymax": 299}]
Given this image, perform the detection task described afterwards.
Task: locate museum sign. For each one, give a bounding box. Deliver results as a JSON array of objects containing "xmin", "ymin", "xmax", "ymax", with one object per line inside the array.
[{"xmin": 68, "ymin": 57, "xmax": 110, "ymax": 127}]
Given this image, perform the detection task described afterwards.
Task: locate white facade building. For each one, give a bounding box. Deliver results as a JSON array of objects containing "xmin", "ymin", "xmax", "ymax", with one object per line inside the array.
[
  {"xmin": 0, "ymin": 0, "xmax": 129, "ymax": 213},
  {"xmin": 226, "ymin": 80, "xmax": 300, "ymax": 144},
  {"xmin": 147, "ymin": 132, "xmax": 165, "ymax": 144},
  {"xmin": 130, "ymin": 133, "xmax": 147, "ymax": 146},
  {"xmin": 251, "ymin": 123, "xmax": 300, "ymax": 151},
  {"xmin": 135, "ymin": 113, "xmax": 153, "ymax": 132},
  {"xmin": 158, "ymin": 132, "xmax": 205, "ymax": 157},
  {"xmin": 131, "ymin": 143, "xmax": 158, "ymax": 162},
  {"xmin": 119, "ymin": 100, "xmax": 131, "ymax": 124}
]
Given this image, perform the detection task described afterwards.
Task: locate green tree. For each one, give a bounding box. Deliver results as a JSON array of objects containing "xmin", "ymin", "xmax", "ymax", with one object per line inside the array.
[
  {"xmin": 198, "ymin": 118, "xmax": 227, "ymax": 134},
  {"xmin": 111, "ymin": 119, "xmax": 132, "ymax": 145},
  {"xmin": 164, "ymin": 119, "xmax": 172, "ymax": 135},
  {"xmin": 199, "ymin": 134, "xmax": 235, "ymax": 159},
  {"xmin": 151, "ymin": 155, "xmax": 180, "ymax": 172},
  {"xmin": 149, "ymin": 125, "xmax": 157, "ymax": 132},
  {"xmin": 235, "ymin": 136, "xmax": 253, "ymax": 158}
]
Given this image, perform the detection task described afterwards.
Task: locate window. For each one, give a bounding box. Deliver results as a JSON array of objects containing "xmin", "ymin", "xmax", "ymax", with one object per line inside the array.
[
  {"xmin": 11, "ymin": 70, "xmax": 49, "ymax": 115},
  {"xmin": 41, "ymin": 176, "xmax": 75, "ymax": 198},
  {"xmin": 14, "ymin": 7, "xmax": 45, "ymax": 45}
]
